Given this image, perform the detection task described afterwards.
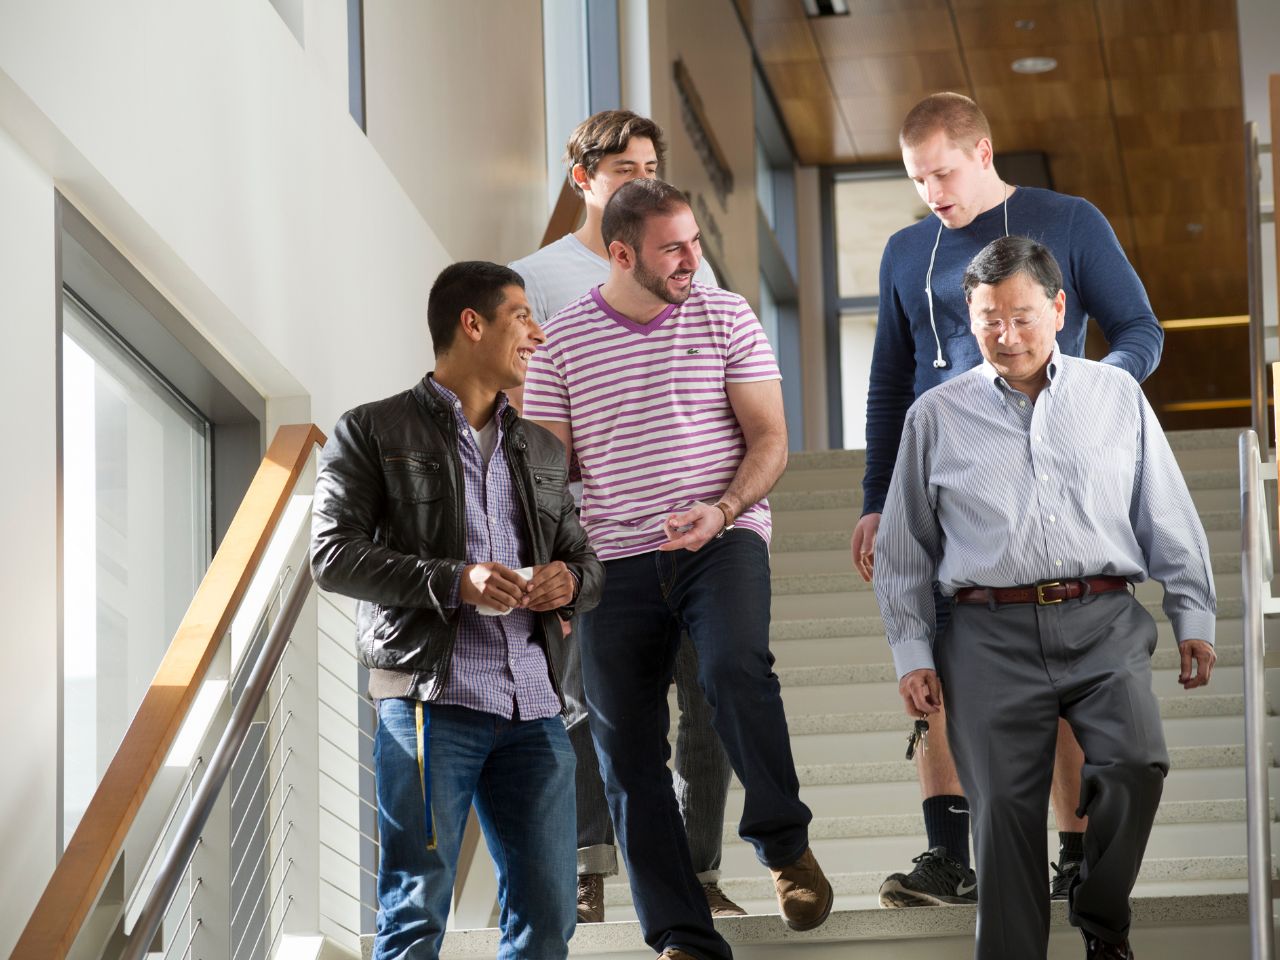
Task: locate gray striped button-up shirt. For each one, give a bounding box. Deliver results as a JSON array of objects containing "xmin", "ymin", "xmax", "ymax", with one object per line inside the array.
[{"xmin": 874, "ymin": 348, "xmax": 1217, "ymax": 679}]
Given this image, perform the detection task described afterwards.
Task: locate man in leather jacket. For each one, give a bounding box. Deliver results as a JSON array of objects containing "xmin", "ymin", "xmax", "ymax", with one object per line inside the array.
[{"xmin": 311, "ymin": 261, "xmax": 604, "ymax": 960}]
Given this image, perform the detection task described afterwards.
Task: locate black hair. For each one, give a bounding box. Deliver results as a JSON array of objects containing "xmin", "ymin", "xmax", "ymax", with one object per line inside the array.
[
  {"xmin": 962, "ymin": 236, "xmax": 1063, "ymax": 301},
  {"xmin": 427, "ymin": 261, "xmax": 525, "ymax": 354}
]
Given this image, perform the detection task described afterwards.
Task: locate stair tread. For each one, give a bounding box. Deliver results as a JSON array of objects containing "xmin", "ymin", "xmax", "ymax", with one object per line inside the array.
[
  {"xmin": 425, "ymin": 893, "xmax": 1247, "ymax": 955},
  {"xmin": 600, "ymin": 854, "xmax": 1263, "ymax": 904}
]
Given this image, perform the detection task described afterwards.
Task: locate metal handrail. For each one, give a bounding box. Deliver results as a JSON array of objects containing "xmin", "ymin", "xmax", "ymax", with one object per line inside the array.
[
  {"xmin": 119, "ymin": 564, "xmax": 314, "ymax": 960},
  {"xmin": 1239, "ymin": 428, "xmax": 1274, "ymax": 960},
  {"xmin": 1246, "ymin": 122, "xmax": 1267, "ymax": 443}
]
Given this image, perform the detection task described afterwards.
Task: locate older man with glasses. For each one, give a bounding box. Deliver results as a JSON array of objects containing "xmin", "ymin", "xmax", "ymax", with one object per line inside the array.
[{"xmin": 873, "ymin": 236, "xmax": 1216, "ymax": 960}]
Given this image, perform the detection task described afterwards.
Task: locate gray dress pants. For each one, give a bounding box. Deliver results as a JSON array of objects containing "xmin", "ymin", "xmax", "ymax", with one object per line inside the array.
[
  {"xmin": 935, "ymin": 589, "xmax": 1169, "ymax": 959},
  {"xmin": 565, "ymin": 625, "xmax": 733, "ymax": 879}
]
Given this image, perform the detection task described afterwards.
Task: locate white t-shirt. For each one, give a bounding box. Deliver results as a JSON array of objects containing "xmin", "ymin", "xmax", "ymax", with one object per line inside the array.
[{"xmin": 509, "ymin": 232, "xmax": 718, "ymax": 325}]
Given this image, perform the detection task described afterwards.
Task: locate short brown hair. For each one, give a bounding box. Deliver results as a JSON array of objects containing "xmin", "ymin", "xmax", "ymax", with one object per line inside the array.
[
  {"xmin": 899, "ymin": 93, "xmax": 992, "ymax": 154},
  {"xmin": 564, "ymin": 110, "xmax": 666, "ymax": 197},
  {"xmin": 601, "ymin": 178, "xmax": 690, "ymax": 253}
]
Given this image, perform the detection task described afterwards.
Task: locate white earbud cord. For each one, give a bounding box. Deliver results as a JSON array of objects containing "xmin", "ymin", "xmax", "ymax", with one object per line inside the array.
[{"xmin": 925, "ymin": 181, "xmax": 1010, "ymax": 369}]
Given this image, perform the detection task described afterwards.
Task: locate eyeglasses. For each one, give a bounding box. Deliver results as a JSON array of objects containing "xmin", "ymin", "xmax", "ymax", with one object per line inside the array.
[{"xmin": 974, "ymin": 299, "xmax": 1052, "ymax": 333}]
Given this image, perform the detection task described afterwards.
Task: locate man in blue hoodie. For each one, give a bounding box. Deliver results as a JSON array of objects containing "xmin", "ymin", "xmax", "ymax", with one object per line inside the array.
[{"xmin": 853, "ymin": 93, "xmax": 1163, "ymax": 911}]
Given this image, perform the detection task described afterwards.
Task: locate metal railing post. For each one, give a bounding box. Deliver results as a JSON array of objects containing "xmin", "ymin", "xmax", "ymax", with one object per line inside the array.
[
  {"xmin": 1240, "ymin": 429, "xmax": 1274, "ymax": 960},
  {"xmin": 120, "ymin": 564, "xmax": 314, "ymax": 960},
  {"xmin": 1246, "ymin": 122, "xmax": 1268, "ymax": 444}
]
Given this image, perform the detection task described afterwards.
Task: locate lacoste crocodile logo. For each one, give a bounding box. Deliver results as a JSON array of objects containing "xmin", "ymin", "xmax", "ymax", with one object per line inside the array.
[{"xmin": 686, "ymin": 348, "xmax": 700, "ymax": 354}]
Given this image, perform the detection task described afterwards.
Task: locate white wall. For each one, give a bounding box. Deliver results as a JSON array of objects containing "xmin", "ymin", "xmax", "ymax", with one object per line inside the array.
[
  {"xmin": 362, "ymin": 0, "xmax": 550, "ymax": 265},
  {"xmin": 795, "ymin": 165, "xmax": 831, "ymax": 450},
  {"xmin": 0, "ymin": 122, "xmax": 59, "ymax": 955},
  {"xmin": 0, "ymin": 0, "xmax": 459, "ymax": 952},
  {"xmin": 647, "ymin": 0, "xmax": 760, "ymax": 306},
  {"xmin": 1237, "ymin": 0, "xmax": 1278, "ymax": 341}
]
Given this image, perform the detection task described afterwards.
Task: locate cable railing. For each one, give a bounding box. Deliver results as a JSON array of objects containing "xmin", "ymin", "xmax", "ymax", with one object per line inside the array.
[
  {"xmin": 1239, "ymin": 428, "xmax": 1275, "ymax": 960},
  {"xmin": 11, "ymin": 424, "xmax": 324, "ymax": 960}
]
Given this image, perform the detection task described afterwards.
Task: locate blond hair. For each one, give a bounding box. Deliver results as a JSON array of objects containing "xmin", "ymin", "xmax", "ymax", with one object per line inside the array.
[{"xmin": 899, "ymin": 93, "xmax": 992, "ymax": 154}]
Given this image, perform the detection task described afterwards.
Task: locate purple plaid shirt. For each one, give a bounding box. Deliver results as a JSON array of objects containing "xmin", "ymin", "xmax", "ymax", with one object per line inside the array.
[{"xmin": 384, "ymin": 378, "xmax": 560, "ymax": 720}]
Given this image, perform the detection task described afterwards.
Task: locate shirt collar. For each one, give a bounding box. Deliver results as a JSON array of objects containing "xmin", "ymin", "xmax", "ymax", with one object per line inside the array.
[
  {"xmin": 978, "ymin": 344, "xmax": 1062, "ymax": 398},
  {"xmin": 427, "ymin": 375, "xmax": 509, "ymax": 431}
]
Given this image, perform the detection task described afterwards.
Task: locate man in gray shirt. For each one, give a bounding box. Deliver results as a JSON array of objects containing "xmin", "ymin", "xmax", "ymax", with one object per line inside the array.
[{"xmin": 874, "ymin": 236, "xmax": 1216, "ymax": 960}]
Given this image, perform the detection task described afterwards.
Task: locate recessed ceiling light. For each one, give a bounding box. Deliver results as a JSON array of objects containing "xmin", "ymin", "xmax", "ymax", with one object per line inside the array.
[
  {"xmin": 802, "ymin": 0, "xmax": 849, "ymax": 15},
  {"xmin": 1011, "ymin": 56, "xmax": 1058, "ymax": 74}
]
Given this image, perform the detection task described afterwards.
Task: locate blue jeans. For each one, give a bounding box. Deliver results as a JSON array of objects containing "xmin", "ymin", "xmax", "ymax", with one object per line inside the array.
[
  {"xmin": 580, "ymin": 531, "xmax": 812, "ymax": 960},
  {"xmin": 372, "ymin": 700, "xmax": 577, "ymax": 960}
]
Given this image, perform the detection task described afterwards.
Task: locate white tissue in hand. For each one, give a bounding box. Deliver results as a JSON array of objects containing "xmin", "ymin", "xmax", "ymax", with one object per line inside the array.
[{"xmin": 475, "ymin": 566, "xmax": 534, "ymax": 616}]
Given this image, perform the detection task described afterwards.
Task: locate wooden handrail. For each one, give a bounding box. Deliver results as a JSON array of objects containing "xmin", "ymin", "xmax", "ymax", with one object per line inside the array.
[
  {"xmin": 540, "ymin": 178, "xmax": 584, "ymax": 249},
  {"xmin": 12, "ymin": 423, "xmax": 326, "ymax": 960}
]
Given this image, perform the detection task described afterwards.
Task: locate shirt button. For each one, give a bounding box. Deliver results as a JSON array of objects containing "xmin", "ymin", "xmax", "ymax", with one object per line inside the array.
[
  {"xmin": 1019, "ymin": 400, "xmax": 1027, "ymax": 407},
  {"xmin": 1055, "ymin": 559, "xmax": 1063, "ymax": 567},
  {"xmin": 1036, "ymin": 435, "xmax": 1043, "ymax": 442},
  {"xmin": 1041, "ymin": 474, "xmax": 1049, "ymax": 482},
  {"xmin": 1049, "ymin": 515, "xmax": 1057, "ymax": 523}
]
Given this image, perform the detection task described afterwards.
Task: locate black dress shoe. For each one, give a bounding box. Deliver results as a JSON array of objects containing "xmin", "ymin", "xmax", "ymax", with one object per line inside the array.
[{"xmin": 1082, "ymin": 930, "xmax": 1134, "ymax": 959}]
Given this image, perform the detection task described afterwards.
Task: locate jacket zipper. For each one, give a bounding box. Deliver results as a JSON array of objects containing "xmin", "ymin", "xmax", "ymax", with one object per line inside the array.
[
  {"xmin": 426, "ymin": 410, "xmax": 464, "ymax": 701},
  {"xmin": 503, "ymin": 415, "xmax": 567, "ymax": 713}
]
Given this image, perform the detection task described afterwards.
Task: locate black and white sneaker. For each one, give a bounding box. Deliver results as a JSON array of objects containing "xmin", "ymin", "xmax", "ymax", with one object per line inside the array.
[
  {"xmin": 878, "ymin": 847, "xmax": 978, "ymax": 907},
  {"xmin": 1050, "ymin": 859, "xmax": 1081, "ymax": 901}
]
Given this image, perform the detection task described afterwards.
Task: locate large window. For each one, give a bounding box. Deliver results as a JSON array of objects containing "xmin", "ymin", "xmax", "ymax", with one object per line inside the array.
[
  {"xmin": 61, "ymin": 294, "xmax": 211, "ymax": 838},
  {"xmin": 753, "ymin": 69, "xmax": 802, "ymax": 450},
  {"xmin": 57, "ymin": 199, "xmax": 263, "ymax": 846},
  {"xmin": 824, "ymin": 169, "xmax": 928, "ymax": 448}
]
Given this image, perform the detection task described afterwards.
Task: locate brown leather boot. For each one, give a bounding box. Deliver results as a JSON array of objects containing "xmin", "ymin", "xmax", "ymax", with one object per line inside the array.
[
  {"xmin": 577, "ymin": 872, "xmax": 605, "ymax": 923},
  {"xmin": 702, "ymin": 881, "xmax": 747, "ymax": 917},
  {"xmin": 770, "ymin": 847, "xmax": 834, "ymax": 931}
]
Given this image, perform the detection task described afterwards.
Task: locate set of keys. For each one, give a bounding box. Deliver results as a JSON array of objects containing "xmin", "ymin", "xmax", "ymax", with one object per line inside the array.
[{"xmin": 905, "ymin": 717, "xmax": 930, "ymax": 760}]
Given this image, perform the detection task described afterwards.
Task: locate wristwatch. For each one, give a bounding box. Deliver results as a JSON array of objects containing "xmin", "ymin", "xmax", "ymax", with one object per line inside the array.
[{"xmin": 713, "ymin": 501, "xmax": 736, "ymax": 539}]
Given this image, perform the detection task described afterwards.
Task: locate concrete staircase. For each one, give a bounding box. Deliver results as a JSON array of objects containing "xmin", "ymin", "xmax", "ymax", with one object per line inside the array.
[{"xmin": 373, "ymin": 428, "xmax": 1272, "ymax": 958}]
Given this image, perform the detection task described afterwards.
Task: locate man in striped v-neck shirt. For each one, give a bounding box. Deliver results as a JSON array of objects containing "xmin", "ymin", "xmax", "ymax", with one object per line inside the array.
[
  {"xmin": 524, "ymin": 178, "xmax": 831, "ymax": 960},
  {"xmin": 509, "ymin": 110, "xmax": 737, "ymax": 925}
]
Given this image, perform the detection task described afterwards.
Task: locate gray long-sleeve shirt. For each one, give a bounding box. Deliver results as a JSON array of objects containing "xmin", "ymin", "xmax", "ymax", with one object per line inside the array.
[{"xmin": 874, "ymin": 348, "xmax": 1216, "ymax": 679}]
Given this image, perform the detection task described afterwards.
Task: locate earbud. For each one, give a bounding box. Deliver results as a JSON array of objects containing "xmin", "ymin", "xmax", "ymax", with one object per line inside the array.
[{"xmin": 933, "ymin": 359, "xmax": 948, "ymax": 369}]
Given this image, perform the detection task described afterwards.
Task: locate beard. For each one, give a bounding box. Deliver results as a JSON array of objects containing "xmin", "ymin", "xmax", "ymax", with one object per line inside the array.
[{"xmin": 633, "ymin": 253, "xmax": 692, "ymax": 305}]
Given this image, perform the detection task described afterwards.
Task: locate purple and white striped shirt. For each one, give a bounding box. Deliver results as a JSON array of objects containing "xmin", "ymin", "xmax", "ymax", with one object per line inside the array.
[
  {"xmin": 410, "ymin": 379, "xmax": 560, "ymax": 721},
  {"xmin": 523, "ymin": 282, "xmax": 781, "ymax": 561}
]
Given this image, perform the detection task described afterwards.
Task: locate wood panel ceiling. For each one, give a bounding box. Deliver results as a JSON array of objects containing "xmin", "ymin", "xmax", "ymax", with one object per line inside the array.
[{"xmin": 737, "ymin": 0, "xmax": 1248, "ymax": 323}]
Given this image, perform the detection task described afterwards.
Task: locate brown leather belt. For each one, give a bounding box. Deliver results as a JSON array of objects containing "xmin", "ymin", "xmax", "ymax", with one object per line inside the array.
[{"xmin": 953, "ymin": 576, "xmax": 1130, "ymax": 607}]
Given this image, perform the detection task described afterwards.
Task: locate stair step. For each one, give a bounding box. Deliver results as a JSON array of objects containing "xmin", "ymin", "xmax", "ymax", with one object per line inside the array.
[
  {"xmin": 780, "ymin": 745, "xmax": 1256, "ymax": 789},
  {"xmin": 769, "ymin": 551, "xmax": 1241, "ymax": 594},
  {"xmin": 421, "ymin": 893, "xmax": 1249, "ymax": 958},
  {"xmin": 775, "ymin": 520, "xmax": 1245, "ymax": 554},
  {"xmin": 718, "ymin": 798, "xmax": 1268, "ymax": 845},
  {"xmin": 769, "ymin": 586, "xmax": 1240, "ymax": 624},
  {"xmin": 766, "ymin": 595, "xmax": 1242, "ymax": 641},
  {"xmin": 782, "ymin": 694, "xmax": 1253, "ymax": 737},
  {"xmin": 769, "ymin": 480, "xmax": 1237, "ymax": 514},
  {"xmin": 766, "ymin": 619, "xmax": 1249, "ymax": 671},
  {"xmin": 769, "ymin": 643, "xmax": 1244, "ymax": 688},
  {"xmin": 601, "ymin": 854, "xmax": 1260, "ymax": 907}
]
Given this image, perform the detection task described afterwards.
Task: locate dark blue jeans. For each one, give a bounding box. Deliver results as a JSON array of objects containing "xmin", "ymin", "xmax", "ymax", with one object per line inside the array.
[
  {"xmin": 372, "ymin": 700, "xmax": 577, "ymax": 960},
  {"xmin": 580, "ymin": 531, "xmax": 812, "ymax": 960}
]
